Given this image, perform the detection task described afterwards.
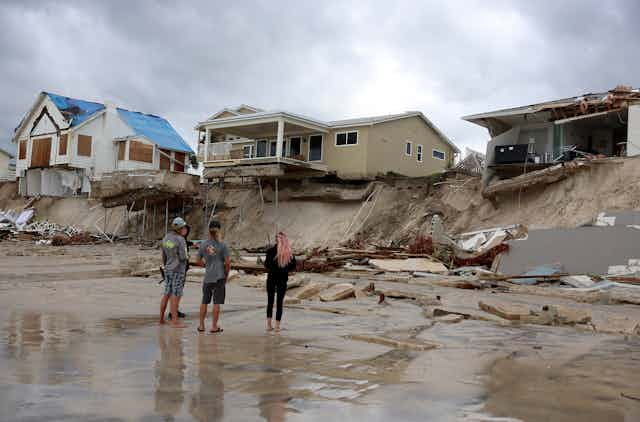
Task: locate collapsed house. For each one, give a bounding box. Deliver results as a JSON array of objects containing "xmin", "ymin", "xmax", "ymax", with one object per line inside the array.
[
  {"xmin": 11, "ymin": 92, "xmax": 195, "ymax": 197},
  {"xmin": 195, "ymin": 105, "xmax": 459, "ymax": 181},
  {"xmin": 463, "ymin": 85, "xmax": 640, "ymax": 197}
]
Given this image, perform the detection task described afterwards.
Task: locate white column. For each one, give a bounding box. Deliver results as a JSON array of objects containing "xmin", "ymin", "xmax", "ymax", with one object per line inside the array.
[
  {"xmin": 204, "ymin": 129, "xmax": 210, "ymax": 161},
  {"xmin": 276, "ymin": 118, "xmax": 284, "ymax": 158},
  {"xmin": 124, "ymin": 140, "xmax": 130, "ymax": 160}
]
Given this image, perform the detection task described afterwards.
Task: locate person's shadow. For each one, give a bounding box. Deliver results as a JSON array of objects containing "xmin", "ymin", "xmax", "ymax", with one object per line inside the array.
[
  {"xmin": 154, "ymin": 328, "xmax": 185, "ymax": 420},
  {"xmin": 189, "ymin": 335, "xmax": 225, "ymax": 422}
]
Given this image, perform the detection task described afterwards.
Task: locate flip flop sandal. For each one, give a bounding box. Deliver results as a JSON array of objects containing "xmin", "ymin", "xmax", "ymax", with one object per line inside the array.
[
  {"xmin": 197, "ymin": 327, "xmax": 205, "ymax": 333},
  {"xmin": 210, "ymin": 328, "xmax": 224, "ymax": 334}
]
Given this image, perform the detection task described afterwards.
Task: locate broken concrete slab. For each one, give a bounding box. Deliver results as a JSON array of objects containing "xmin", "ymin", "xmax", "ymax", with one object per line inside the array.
[
  {"xmin": 597, "ymin": 316, "xmax": 640, "ymax": 336},
  {"xmin": 435, "ymin": 314, "xmax": 464, "ymax": 324},
  {"xmin": 370, "ymin": 258, "xmax": 448, "ymax": 274},
  {"xmin": 295, "ymin": 282, "xmax": 328, "ymax": 300},
  {"xmin": 498, "ymin": 226, "xmax": 640, "ymax": 276},
  {"xmin": 478, "ymin": 300, "xmax": 532, "ymax": 321},
  {"xmin": 348, "ymin": 334, "xmax": 437, "ymax": 351},
  {"xmin": 375, "ymin": 288, "xmax": 441, "ymax": 305},
  {"xmin": 320, "ymin": 283, "xmax": 356, "ymax": 302},
  {"xmin": 537, "ymin": 305, "xmax": 592, "ymax": 325}
]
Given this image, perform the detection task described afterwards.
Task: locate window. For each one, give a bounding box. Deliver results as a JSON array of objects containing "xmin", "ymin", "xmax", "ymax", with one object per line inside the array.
[
  {"xmin": 174, "ymin": 152, "xmax": 185, "ymax": 172},
  {"xmin": 59, "ymin": 134, "xmax": 68, "ymax": 156},
  {"xmin": 242, "ymin": 145, "xmax": 253, "ymax": 158},
  {"xmin": 269, "ymin": 141, "xmax": 277, "ymax": 157},
  {"xmin": 19, "ymin": 140, "xmax": 27, "ymax": 160},
  {"xmin": 31, "ymin": 137, "xmax": 52, "ymax": 168},
  {"xmin": 129, "ymin": 140, "xmax": 153, "ymax": 163},
  {"xmin": 289, "ymin": 137, "xmax": 301, "ymax": 158},
  {"xmin": 417, "ymin": 144, "xmax": 423, "ymax": 162},
  {"xmin": 256, "ymin": 140, "xmax": 267, "ymax": 157},
  {"xmin": 309, "ymin": 134, "xmax": 323, "ymax": 161},
  {"xmin": 159, "ymin": 148, "xmax": 170, "ymax": 169},
  {"xmin": 118, "ymin": 142, "xmax": 127, "ymax": 161},
  {"xmin": 432, "ymin": 149, "xmax": 445, "ymax": 160},
  {"xmin": 77, "ymin": 135, "xmax": 92, "ymax": 157},
  {"xmin": 405, "ymin": 141, "xmax": 412, "ymax": 156},
  {"xmin": 335, "ymin": 130, "xmax": 358, "ymax": 146}
]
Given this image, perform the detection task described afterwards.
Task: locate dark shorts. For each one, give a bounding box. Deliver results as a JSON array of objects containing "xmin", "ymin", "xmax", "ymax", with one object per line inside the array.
[{"xmin": 202, "ymin": 281, "xmax": 226, "ymax": 305}]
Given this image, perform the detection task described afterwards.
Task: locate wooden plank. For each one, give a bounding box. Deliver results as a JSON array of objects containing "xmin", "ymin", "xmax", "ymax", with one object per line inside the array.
[
  {"xmin": 59, "ymin": 134, "xmax": 68, "ymax": 156},
  {"xmin": 159, "ymin": 148, "xmax": 170, "ymax": 170},
  {"xmin": 19, "ymin": 140, "xmax": 27, "ymax": 160},
  {"xmin": 30, "ymin": 137, "xmax": 51, "ymax": 168},
  {"xmin": 129, "ymin": 140, "xmax": 153, "ymax": 163},
  {"xmin": 117, "ymin": 142, "xmax": 126, "ymax": 161},
  {"xmin": 77, "ymin": 135, "xmax": 92, "ymax": 157},
  {"xmin": 174, "ymin": 152, "xmax": 185, "ymax": 172}
]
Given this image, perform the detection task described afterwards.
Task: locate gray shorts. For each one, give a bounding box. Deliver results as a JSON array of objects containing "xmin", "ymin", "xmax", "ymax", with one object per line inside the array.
[
  {"xmin": 202, "ymin": 281, "xmax": 226, "ymax": 305},
  {"xmin": 163, "ymin": 271, "xmax": 185, "ymax": 297}
]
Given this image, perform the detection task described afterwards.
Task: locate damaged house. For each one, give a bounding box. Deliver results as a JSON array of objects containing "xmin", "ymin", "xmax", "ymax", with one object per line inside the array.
[
  {"xmin": 463, "ymin": 85, "xmax": 640, "ymax": 197},
  {"xmin": 11, "ymin": 92, "xmax": 195, "ymax": 197},
  {"xmin": 196, "ymin": 105, "xmax": 459, "ymax": 181}
]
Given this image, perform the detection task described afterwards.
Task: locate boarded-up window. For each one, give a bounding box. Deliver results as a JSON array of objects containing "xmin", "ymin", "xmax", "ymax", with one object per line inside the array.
[
  {"xmin": 77, "ymin": 135, "xmax": 92, "ymax": 157},
  {"xmin": 174, "ymin": 152, "xmax": 185, "ymax": 172},
  {"xmin": 159, "ymin": 149, "xmax": 171, "ymax": 170},
  {"xmin": 129, "ymin": 140, "xmax": 153, "ymax": 163},
  {"xmin": 19, "ymin": 140, "xmax": 27, "ymax": 160},
  {"xmin": 59, "ymin": 134, "xmax": 68, "ymax": 155},
  {"xmin": 117, "ymin": 142, "xmax": 126, "ymax": 160},
  {"xmin": 31, "ymin": 137, "xmax": 52, "ymax": 168}
]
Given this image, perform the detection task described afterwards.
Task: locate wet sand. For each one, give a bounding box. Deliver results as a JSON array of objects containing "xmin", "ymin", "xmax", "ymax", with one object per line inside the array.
[{"xmin": 1, "ymin": 242, "xmax": 639, "ymax": 421}]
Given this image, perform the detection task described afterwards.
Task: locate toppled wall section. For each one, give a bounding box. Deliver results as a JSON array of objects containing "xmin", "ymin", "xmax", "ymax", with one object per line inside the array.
[{"xmin": 91, "ymin": 170, "xmax": 200, "ymax": 208}]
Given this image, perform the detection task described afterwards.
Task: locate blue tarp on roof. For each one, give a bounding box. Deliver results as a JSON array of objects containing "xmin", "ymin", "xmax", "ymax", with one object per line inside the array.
[
  {"xmin": 117, "ymin": 108, "xmax": 193, "ymax": 153},
  {"xmin": 41, "ymin": 92, "xmax": 192, "ymax": 154},
  {"xmin": 45, "ymin": 92, "xmax": 105, "ymax": 127}
]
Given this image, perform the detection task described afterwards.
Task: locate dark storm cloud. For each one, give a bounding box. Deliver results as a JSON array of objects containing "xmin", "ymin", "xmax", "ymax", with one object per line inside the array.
[{"xmin": 0, "ymin": 0, "xmax": 638, "ymax": 155}]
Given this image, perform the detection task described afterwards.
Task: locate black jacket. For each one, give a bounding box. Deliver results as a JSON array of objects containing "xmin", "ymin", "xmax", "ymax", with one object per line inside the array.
[{"xmin": 264, "ymin": 245, "xmax": 296, "ymax": 282}]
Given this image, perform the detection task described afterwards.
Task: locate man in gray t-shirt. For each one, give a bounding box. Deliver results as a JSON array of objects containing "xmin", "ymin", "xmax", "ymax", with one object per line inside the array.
[
  {"xmin": 159, "ymin": 217, "xmax": 189, "ymax": 328},
  {"xmin": 195, "ymin": 220, "xmax": 231, "ymax": 333}
]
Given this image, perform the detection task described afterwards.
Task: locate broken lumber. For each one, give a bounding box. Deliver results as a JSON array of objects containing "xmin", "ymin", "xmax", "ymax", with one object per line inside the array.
[{"xmin": 370, "ymin": 258, "xmax": 448, "ymax": 274}]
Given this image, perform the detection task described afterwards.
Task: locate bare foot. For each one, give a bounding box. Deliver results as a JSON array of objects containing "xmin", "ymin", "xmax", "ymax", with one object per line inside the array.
[
  {"xmin": 275, "ymin": 324, "xmax": 281, "ymax": 332},
  {"xmin": 159, "ymin": 319, "xmax": 166, "ymax": 325}
]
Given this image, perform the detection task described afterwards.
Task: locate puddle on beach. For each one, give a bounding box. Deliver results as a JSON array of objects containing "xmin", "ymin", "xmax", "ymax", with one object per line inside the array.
[{"xmin": 1, "ymin": 311, "xmax": 639, "ymax": 421}]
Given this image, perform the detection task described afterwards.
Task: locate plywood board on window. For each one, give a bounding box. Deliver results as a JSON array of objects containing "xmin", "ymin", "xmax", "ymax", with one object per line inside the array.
[
  {"xmin": 129, "ymin": 140, "xmax": 153, "ymax": 163},
  {"xmin": 174, "ymin": 152, "xmax": 185, "ymax": 172},
  {"xmin": 117, "ymin": 142, "xmax": 126, "ymax": 161},
  {"xmin": 59, "ymin": 134, "xmax": 68, "ymax": 155},
  {"xmin": 30, "ymin": 137, "xmax": 52, "ymax": 168},
  {"xmin": 77, "ymin": 135, "xmax": 92, "ymax": 157},
  {"xmin": 159, "ymin": 148, "xmax": 170, "ymax": 170},
  {"xmin": 19, "ymin": 140, "xmax": 27, "ymax": 160}
]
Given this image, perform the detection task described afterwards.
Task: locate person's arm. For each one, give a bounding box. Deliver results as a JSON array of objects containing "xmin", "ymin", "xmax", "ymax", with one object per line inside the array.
[
  {"xmin": 223, "ymin": 245, "xmax": 231, "ymax": 280},
  {"xmin": 264, "ymin": 247, "xmax": 275, "ymax": 270},
  {"xmin": 178, "ymin": 237, "xmax": 187, "ymax": 263},
  {"xmin": 287, "ymin": 256, "xmax": 297, "ymax": 273},
  {"xmin": 194, "ymin": 243, "xmax": 206, "ymax": 267},
  {"xmin": 224, "ymin": 256, "xmax": 231, "ymax": 280},
  {"xmin": 161, "ymin": 245, "xmax": 167, "ymax": 266}
]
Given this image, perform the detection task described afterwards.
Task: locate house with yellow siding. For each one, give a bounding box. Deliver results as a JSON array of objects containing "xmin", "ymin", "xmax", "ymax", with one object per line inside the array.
[{"xmin": 196, "ymin": 105, "xmax": 459, "ymax": 180}]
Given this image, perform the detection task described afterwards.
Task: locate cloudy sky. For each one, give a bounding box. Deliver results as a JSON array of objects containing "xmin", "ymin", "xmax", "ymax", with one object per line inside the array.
[{"xmin": 1, "ymin": 0, "xmax": 638, "ymax": 156}]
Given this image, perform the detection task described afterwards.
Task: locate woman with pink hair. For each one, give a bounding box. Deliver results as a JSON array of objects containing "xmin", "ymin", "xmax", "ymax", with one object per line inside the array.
[{"xmin": 264, "ymin": 232, "xmax": 297, "ymax": 331}]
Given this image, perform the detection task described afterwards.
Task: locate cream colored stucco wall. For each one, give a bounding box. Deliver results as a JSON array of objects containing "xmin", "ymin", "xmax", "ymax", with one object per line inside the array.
[
  {"xmin": 366, "ymin": 116, "xmax": 454, "ymax": 177},
  {"xmin": 322, "ymin": 126, "xmax": 370, "ymax": 178}
]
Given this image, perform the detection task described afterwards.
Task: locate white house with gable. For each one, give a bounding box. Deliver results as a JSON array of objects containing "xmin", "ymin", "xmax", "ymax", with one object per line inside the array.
[{"xmin": 12, "ymin": 92, "xmax": 194, "ymax": 196}]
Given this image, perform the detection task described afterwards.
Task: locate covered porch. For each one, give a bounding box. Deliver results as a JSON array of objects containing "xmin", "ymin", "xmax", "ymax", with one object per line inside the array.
[{"xmin": 196, "ymin": 112, "xmax": 329, "ymax": 179}]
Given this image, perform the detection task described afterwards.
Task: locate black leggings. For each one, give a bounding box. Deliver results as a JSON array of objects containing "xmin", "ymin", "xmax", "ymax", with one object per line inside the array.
[{"xmin": 266, "ymin": 278, "xmax": 287, "ymax": 321}]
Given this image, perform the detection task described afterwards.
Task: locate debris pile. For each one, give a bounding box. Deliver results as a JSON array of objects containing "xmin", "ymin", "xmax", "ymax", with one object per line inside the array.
[{"xmin": 0, "ymin": 207, "xmax": 97, "ymax": 245}]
